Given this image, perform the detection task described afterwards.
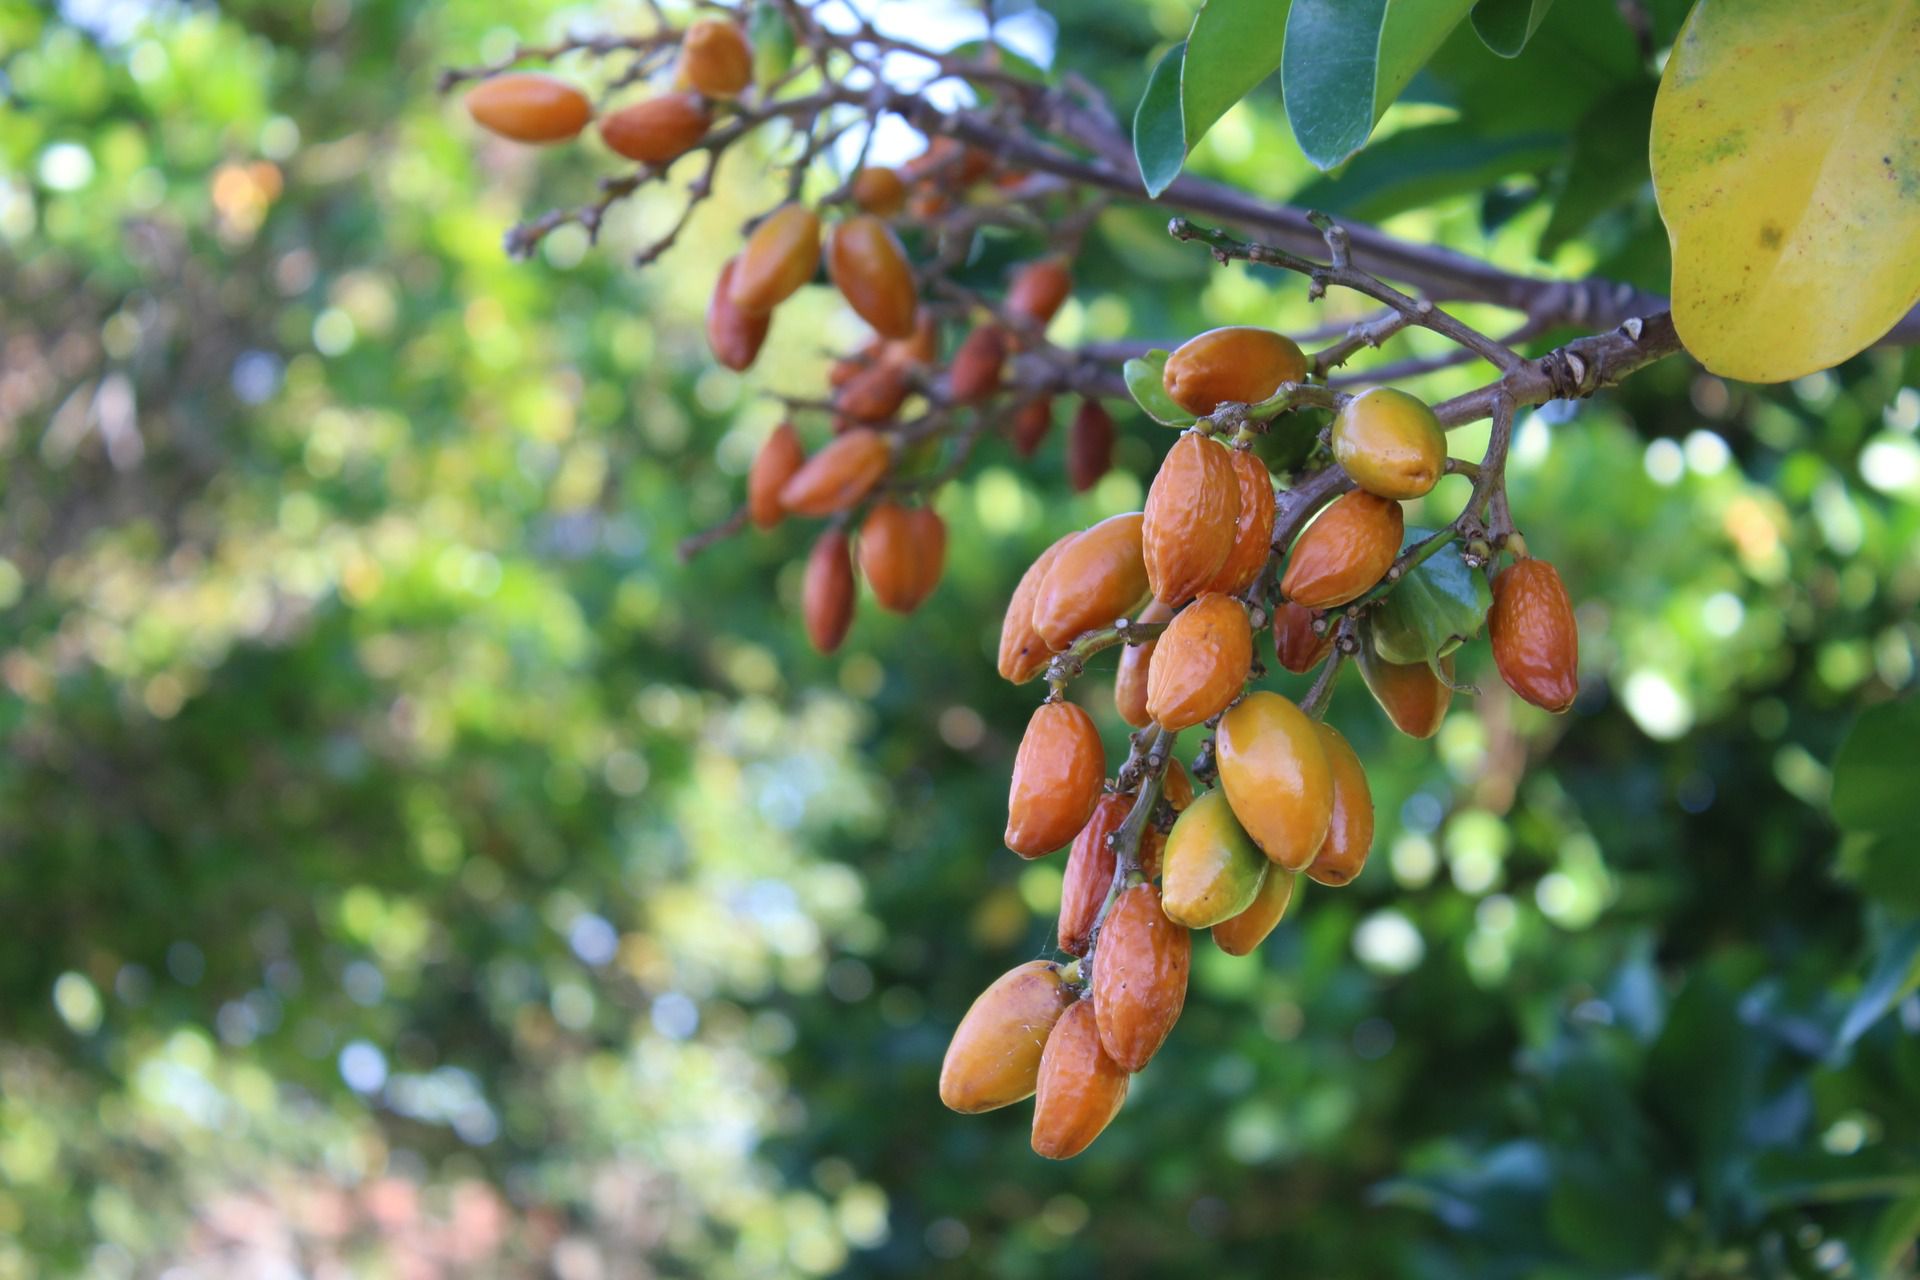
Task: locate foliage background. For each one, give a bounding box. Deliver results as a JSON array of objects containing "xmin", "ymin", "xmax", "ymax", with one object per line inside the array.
[{"xmin": 1, "ymin": 1, "xmax": 1916, "ymax": 1276}]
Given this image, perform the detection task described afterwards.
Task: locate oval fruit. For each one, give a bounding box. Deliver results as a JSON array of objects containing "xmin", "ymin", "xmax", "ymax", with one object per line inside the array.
[
  {"xmin": 730, "ymin": 203, "xmax": 822, "ymax": 314},
  {"xmin": 826, "ymin": 215, "xmax": 918, "ymax": 339},
  {"xmin": 1272, "ymin": 601, "xmax": 1334, "ymax": 673},
  {"xmin": 849, "ymin": 166, "xmax": 907, "ymax": 216},
  {"xmin": 1113, "ymin": 599, "xmax": 1173, "ymax": 729},
  {"xmin": 466, "ymin": 74, "xmax": 592, "ymax": 143},
  {"xmin": 1144, "ymin": 593, "xmax": 1252, "ymax": 732},
  {"xmin": 1067, "ymin": 399, "xmax": 1115, "ymax": 493},
  {"xmin": 1212, "ymin": 862, "xmax": 1297, "ymax": 956},
  {"xmin": 834, "ymin": 359, "xmax": 911, "ymax": 423},
  {"xmin": 802, "ymin": 530, "xmax": 855, "ymax": 654},
  {"xmin": 1281, "ymin": 490, "xmax": 1404, "ymax": 608},
  {"xmin": 1489, "ymin": 557, "xmax": 1579, "ymax": 713},
  {"xmin": 905, "ymin": 506, "xmax": 947, "ymax": 609},
  {"xmin": 949, "ymin": 324, "xmax": 1006, "ymax": 402},
  {"xmin": 1143, "ymin": 432, "xmax": 1240, "ymax": 604},
  {"xmin": 1160, "ymin": 788, "xmax": 1268, "ymax": 929},
  {"xmin": 1011, "ymin": 398, "xmax": 1053, "ymax": 458},
  {"xmin": 1215, "ymin": 691, "xmax": 1333, "ymax": 870},
  {"xmin": 858, "ymin": 501, "xmax": 923, "ymax": 612},
  {"xmin": 1092, "ymin": 883, "xmax": 1189, "ymax": 1072},
  {"xmin": 1162, "ymin": 758, "xmax": 1194, "ymax": 814},
  {"xmin": 1031, "ymin": 512, "xmax": 1149, "ymax": 651},
  {"xmin": 1007, "ymin": 257, "xmax": 1073, "ymax": 328},
  {"xmin": 747, "ymin": 422, "xmax": 804, "ymax": 530},
  {"xmin": 707, "ymin": 256, "xmax": 770, "ymax": 372},
  {"xmin": 1356, "ymin": 643, "xmax": 1454, "ymax": 739},
  {"xmin": 779, "ymin": 427, "xmax": 890, "ymax": 515},
  {"xmin": 599, "ymin": 92, "xmax": 711, "ymax": 166},
  {"xmin": 1031, "ymin": 999, "xmax": 1129, "ymax": 1160},
  {"xmin": 1333, "ymin": 387, "xmax": 1448, "ymax": 500},
  {"xmin": 1305, "ymin": 723, "xmax": 1373, "ymax": 887},
  {"xmin": 1201, "ymin": 448, "xmax": 1277, "ymax": 596},
  {"xmin": 1058, "ymin": 793, "xmax": 1129, "ymax": 956},
  {"xmin": 938, "ymin": 960, "xmax": 1073, "ymax": 1113},
  {"xmin": 997, "ymin": 532, "xmax": 1079, "ymax": 683},
  {"xmin": 1162, "ymin": 327, "xmax": 1307, "ymax": 417},
  {"xmin": 677, "ymin": 18, "xmax": 753, "ymax": 97},
  {"xmin": 1006, "ymin": 700, "xmax": 1105, "ymax": 857}
]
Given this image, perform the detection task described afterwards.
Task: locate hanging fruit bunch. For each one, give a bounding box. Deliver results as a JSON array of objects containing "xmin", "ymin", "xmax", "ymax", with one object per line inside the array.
[{"xmin": 453, "ymin": 3, "xmax": 1636, "ymax": 1160}]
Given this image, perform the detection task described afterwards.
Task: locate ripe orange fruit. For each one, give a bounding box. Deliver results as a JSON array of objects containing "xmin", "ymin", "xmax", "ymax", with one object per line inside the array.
[
  {"xmin": 1272, "ymin": 600, "xmax": 1334, "ymax": 673},
  {"xmin": 802, "ymin": 530, "xmax": 855, "ymax": 654},
  {"xmin": 1144, "ymin": 593, "xmax": 1252, "ymax": 731},
  {"xmin": 1092, "ymin": 883, "xmax": 1189, "ymax": 1072},
  {"xmin": 1216, "ymin": 691, "xmax": 1334, "ymax": 870},
  {"xmin": 826, "ymin": 215, "xmax": 918, "ymax": 339},
  {"xmin": 858, "ymin": 501, "xmax": 923, "ymax": 613},
  {"xmin": 599, "ymin": 92, "xmax": 711, "ymax": 166},
  {"xmin": 1281, "ymin": 490, "xmax": 1404, "ymax": 609},
  {"xmin": 997, "ymin": 532, "xmax": 1079, "ymax": 684},
  {"xmin": 1332, "ymin": 387, "xmax": 1448, "ymax": 500},
  {"xmin": 849, "ymin": 166, "xmax": 908, "ymax": 216},
  {"xmin": 834, "ymin": 359, "xmax": 911, "ymax": 423},
  {"xmin": 1162, "ymin": 327, "xmax": 1307, "ymax": 417},
  {"xmin": 1031, "ymin": 999, "xmax": 1129, "ymax": 1160},
  {"xmin": 1202, "ymin": 448, "xmax": 1277, "ymax": 596},
  {"xmin": 1031, "ymin": 512, "xmax": 1149, "ymax": 651},
  {"xmin": 1356, "ymin": 645, "xmax": 1454, "ymax": 739},
  {"xmin": 1007, "ymin": 257, "xmax": 1073, "ymax": 328},
  {"xmin": 1305, "ymin": 723, "xmax": 1373, "ymax": 887},
  {"xmin": 938, "ymin": 960, "xmax": 1074, "ymax": 1113},
  {"xmin": 707, "ymin": 256, "xmax": 770, "ymax": 372},
  {"xmin": 1212, "ymin": 862, "xmax": 1296, "ymax": 956},
  {"xmin": 466, "ymin": 74, "xmax": 593, "ymax": 143},
  {"xmin": 1489, "ymin": 557, "xmax": 1579, "ymax": 712},
  {"xmin": 1113, "ymin": 599, "xmax": 1173, "ymax": 728},
  {"xmin": 747, "ymin": 422, "xmax": 804, "ymax": 530},
  {"xmin": 1067, "ymin": 399, "xmax": 1115, "ymax": 493},
  {"xmin": 676, "ymin": 18, "xmax": 753, "ymax": 98},
  {"xmin": 948, "ymin": 324, "xmax": 1006, "ymax": 402},
  {"xmin": 904, "ymin": 506, "xmax": 947, "ymax": 609},
  {"xmin": 1058, "ymin": 793, "xmax": 1130, "ymax": 956},
  {"xmin": 730, "ymin": 203, "xmax": 822, "ymax": 314},
  {"xmin": 1143, "ymin": 432, "xmax": 1241, "ymax": 605},
  {"xmin": 1006, "ymin": 700, "xmax": 1106, "ymax": 857},
  {"xmin": 778, "ymin": 427, "xmax": 890, "ymax": 516}
]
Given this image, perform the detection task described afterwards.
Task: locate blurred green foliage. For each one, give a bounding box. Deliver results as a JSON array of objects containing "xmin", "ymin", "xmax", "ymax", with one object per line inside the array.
[{"xmin": 0, "ymin": 1, "xmax": 1916, "ymax": 1277}]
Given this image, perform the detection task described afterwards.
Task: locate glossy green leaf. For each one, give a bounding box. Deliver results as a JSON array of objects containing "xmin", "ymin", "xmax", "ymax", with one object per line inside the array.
[
  {"xmin": 1370, "ymin": 528, "xmax": 1490, "ymax": 670},
  {"xmin": 1290, "ymin": 121, "xmax": 1561, "ymax": 222},
  {"xmin": 1133, "ymin": 40, "xmax": 1187, "ymax": 197},
  {"xmin": 1651, "ymin": 0, "xmax": 1920, "ymax": 382},
  {"xmin": 1122, "ymin": 350, "xmax": 1195, "ymax": 427},
  {"xmin": 1831, "ymin": 698, "xmax": 1920, "ymax": 837},
  {"xmin": 1833, "ymin": 920, "xmax": 1920, "ymax": 1054},
  {"xmin": 748, "ymin": 1, "xmax": 795, "ymax": 88},
  {"xmin": 1540, "ymin": 81, "xmax": 1657, "ymax": 256},
  {"xmin": 1282, "ymin": 0, "xmax": 1477, "ymax": 170},
  {"xmin": 1180, "ymin": 0, "xmax": 1292, "ymax": 152},
  {"xmin": 1469, "ymin": 0, "xmax": 1554, "ymax": 56}
]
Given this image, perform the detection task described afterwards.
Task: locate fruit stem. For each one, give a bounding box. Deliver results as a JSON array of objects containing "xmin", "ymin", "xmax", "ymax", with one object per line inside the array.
[
  {"xmin": 1299, "ymin": 617, "xmax": 1356, "ymax": 721},
  {"xmin": 1079, "ymin": 724, "xmax": 1175, "ymax": 974}
]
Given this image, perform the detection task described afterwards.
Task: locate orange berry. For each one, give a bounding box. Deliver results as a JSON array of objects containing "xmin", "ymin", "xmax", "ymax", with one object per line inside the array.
[
  {"xmin": 599, "ymin": 92, "xmax": 711, "ymax": 166},
  {"xmin": 466, "ymin": 74, "xmax": 592, "ymax": 143},
  {"xmin": 1280, "ymin": 490, "xmax": 1403, "ymax": 609},
  {"xmin": 1005, "ymin": 700, "xmax": 1106, "ymax": 858},
  {"xmin": 1031, "ymin": 1000, "xmax": 1129, "ymax": 1160},
  {"xmin": 1356, "ymin": 645, "xmax": 1455, "ymax": 739},
  {"xmin": 802, "ymin": 530, "xmax": 855, "ymax": 654},
  {"xmin": 938, "ymin": 960, "xmax": 1073, "ymax": 1113},
  {"xmin": 1113, "ymin": 599, "xmax": 1173, "ymax": 729},
  {"xmin": 1489, "ymin": 556, "xmax": 1579, "ymax": 712},
  {"xmin": 948, "ymin": 324, "xmax": 1006, "ymax": 402},
  {"xmin": 826, "ymin": 215, "xmax": 918, "ymax": 338},
  {"xmin": 1031, "ymin": 512, "xmax": 1149, "ymax": 651},
  {"xmin": 1272, "ymin": 600, "xmax": 1334, "ymax": 674},
  {"xmin": 730, "ymin": 203, "xmax": 822, "ymax": 314},
  {"xmin": 1305, "ymin": 723, "xmax": 1373, "ymax": 887},
  {"xmin": 1162, "ymin": 327, "xmax": 1307, "ymax": 417},
  {"xmin": 1145, "ymin": 593, "xmax": 1253, "ymax": 731},
  {"xmin": 778, "ymin": 427, "xmax": 890, "ymax": 516},
  {"xmin": 1092, "ymin": 883, "xmax": 1189, "ymax": 1072},
  {"xmin": 747, "ymin": 422, "xmax": 804, "ymax": 530},
  {"xmin": 849, "ymin": 166, "xmax": 908, "ymax": 216},
  {"xmin": 1006, "ymin": 256, "xmax": 1073, "ymax": 328},
  {"xmin": 1143, "ymin": 432, "xmax": 1241, "ymax": 605},
  {"xmin": 1215, "ymin": 691, "xmax": 1333, "ymax": 870},
  {"xmin": 997, "ymin": 532, "xmax": 1079, "ymax": 684},
  {"xmin": 1212, "ymin": 862, "xmax": 1296, "ymax": 956},
  {"xmin": 676, "ymin": 19, "xmax": 752, "ymax": 98},
  {"xmin": 1058, "ymin": 793, "xmax": 1130, "ymax": 956},
  {"xmin": 1067, "ymin": 399, "xmax": 1115, "ymax": 493},
  {"xmin": 1201, "ymin": 448, "xmax": 1276, "ymax": 596},
  {"xmin": 707, "ymin": 256, "xmax": 770, "ymax": 372}
]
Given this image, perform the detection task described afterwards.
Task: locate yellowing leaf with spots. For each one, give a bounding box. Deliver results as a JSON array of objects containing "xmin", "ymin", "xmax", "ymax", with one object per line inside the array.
[{"xmin": 1651, "ymin": 0, "xmax": 1920, "ymax": 382}]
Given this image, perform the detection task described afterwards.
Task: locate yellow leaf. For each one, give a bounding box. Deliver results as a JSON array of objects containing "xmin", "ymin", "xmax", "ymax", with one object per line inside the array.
[{"xmin": 1650, "ymin": 0, "xmax": 1920, "ymax": 383}]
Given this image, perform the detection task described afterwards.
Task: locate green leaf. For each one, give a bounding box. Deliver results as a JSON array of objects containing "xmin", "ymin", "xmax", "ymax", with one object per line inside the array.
[
  {"xmin": 1122, "ymin": 350, "xmax": 1195, "ymax": 427},
  {"xmin": 1180, "ymin": 0, "xmax": 1292, "ymax": 151},
  {"xmin": 1132, "ymin": 41, "xmax": 1187, "ymax": 198},
  {"xmin": 1370, "ymin": 528, "xmax": 1490, "ymax": 669},
  {"xmin": 1289, "ymin": 121, "xmax": 1561, "ymax": 222},
  {"xmin": 748, "ymin": 1, "xmax": 795, "ymax": 88},
  {"xmin": 1833, "ymin": 920, "xmax": 1920, "ymax": 1055},
  {"xmin": 1651, "ymin": 0, "xmax": 1920, "ymax": 382},
  {"xmin": 1831, "ymin": 698, "xmax": 1920, "ymax": 837},
  {"xmin": 1469, "ymin": 0, "xmax": 1554, "ymax": 57},
  {"xmin": 1281, "ymin": 0, "xmax": 1478, "ymax": 170},
  {"xmin": 1750, "ymin": 1148, "xmax": 1920, "ymax": 1210},
  {"xmin": 1539, "ymin": 80, "xmax": 1657, "ymax": 256},
  {"xmin": 947, "ymin": 40, "xmax": 1049, "ymax": 89}
]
